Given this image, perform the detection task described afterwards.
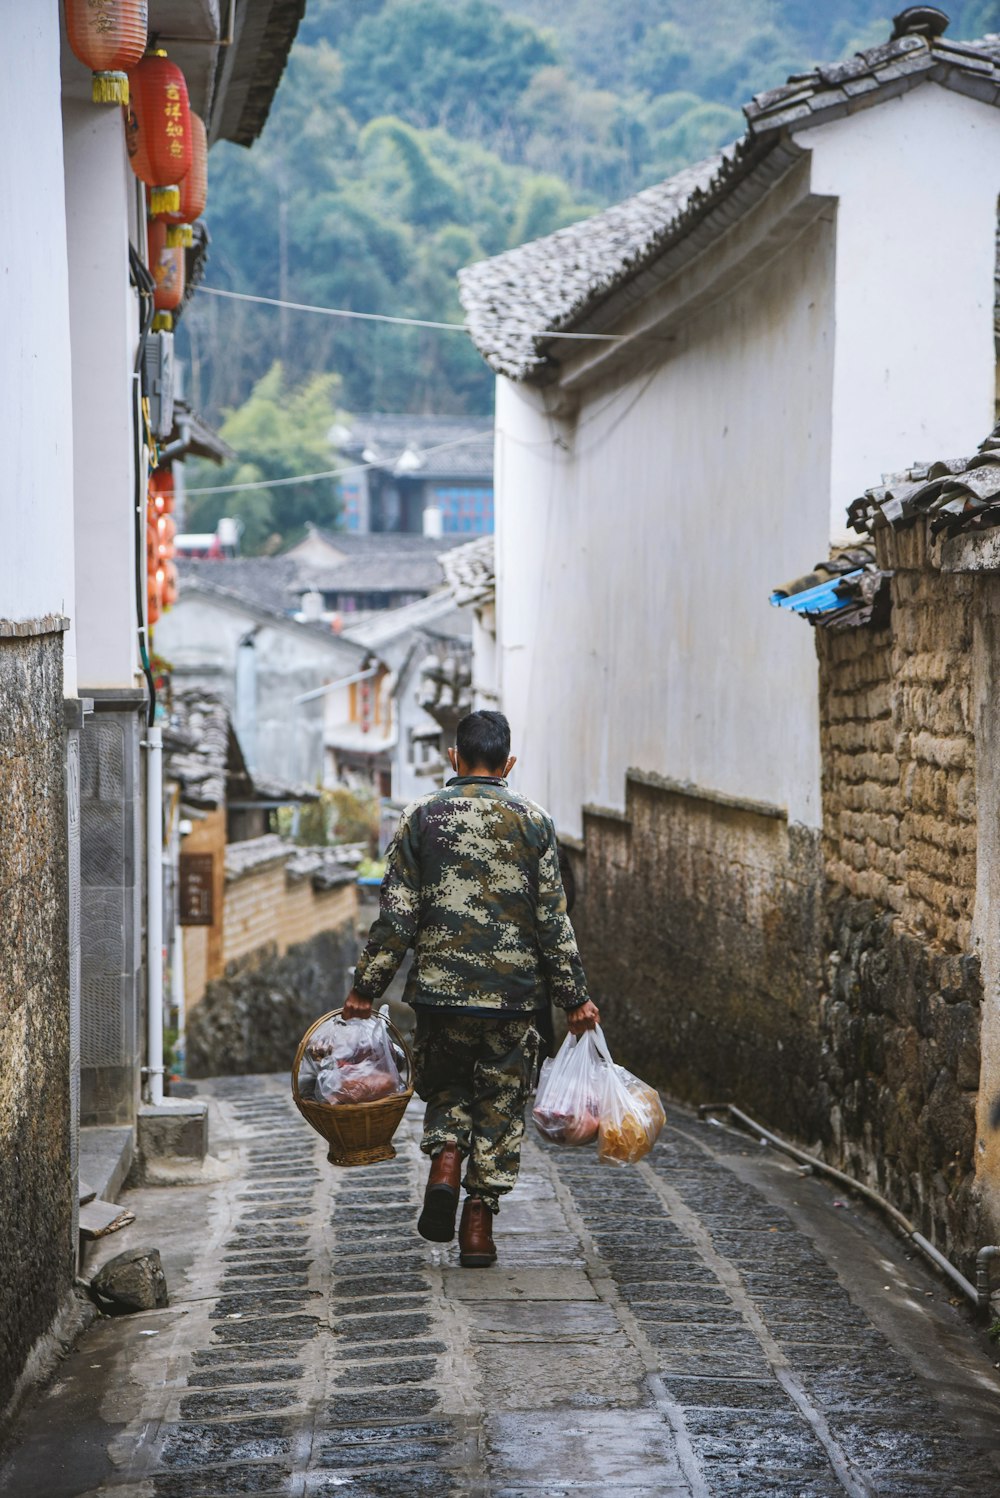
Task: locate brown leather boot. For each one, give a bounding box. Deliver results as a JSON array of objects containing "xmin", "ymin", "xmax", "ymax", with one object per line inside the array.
[
  {"xmin": 458, "ymin": 1196, "xmax": 497, "ymax": 1268},
  {"xmin": 417, "ymin": 1143, "xmax": 462, "ymax": 1242}
]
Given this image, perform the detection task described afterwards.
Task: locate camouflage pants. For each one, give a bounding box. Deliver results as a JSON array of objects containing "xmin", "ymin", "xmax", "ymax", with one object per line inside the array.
[{"xmin": 412, "ymin": 1010, "xmax": 541, "ymax": 1214}]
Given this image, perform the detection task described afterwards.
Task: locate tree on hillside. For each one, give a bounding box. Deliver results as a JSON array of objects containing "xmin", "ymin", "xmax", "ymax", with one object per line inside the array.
[{"xmin": 340, "ymin": 0, "xmax": 555, "ymax": 134}]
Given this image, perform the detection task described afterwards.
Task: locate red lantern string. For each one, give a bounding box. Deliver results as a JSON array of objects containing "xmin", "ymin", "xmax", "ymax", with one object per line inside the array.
[
  {"xmin": 65, "ymin": 0, "xmax": 148, "ymax": 105},
  {"xmin": 147, "ymin": 218, "xmax": 185, "ymax": 330},
  {"xmin": 151, "ymin": 112, "xmax": 207, "ymax": 247},
  {"xmin": 126, "ymin": 51, "xmax": 192, "ymax": 215}
]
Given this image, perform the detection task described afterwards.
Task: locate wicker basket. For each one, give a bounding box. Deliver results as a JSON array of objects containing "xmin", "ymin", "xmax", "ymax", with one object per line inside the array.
[{"xmin": 291, "ymin": 1008, "xmax": 414, "ymax": 1167}]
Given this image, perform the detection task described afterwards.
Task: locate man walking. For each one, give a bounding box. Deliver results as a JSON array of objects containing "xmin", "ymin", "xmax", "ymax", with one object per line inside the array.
[{"xmin": 344, "ymin": 710, "xmax": 600, "ymax": 1267}]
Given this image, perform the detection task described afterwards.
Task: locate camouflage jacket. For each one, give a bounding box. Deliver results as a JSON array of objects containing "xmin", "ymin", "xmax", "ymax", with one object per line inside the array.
[{"xmin": 352, "ymin": 776, "xmax": 589, "ymax": 1014}]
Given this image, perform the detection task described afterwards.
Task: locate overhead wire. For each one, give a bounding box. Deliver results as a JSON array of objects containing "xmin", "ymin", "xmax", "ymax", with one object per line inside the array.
[{"xmin": 196, "ymin": 284, "xmax": 627, "ymax": 342}]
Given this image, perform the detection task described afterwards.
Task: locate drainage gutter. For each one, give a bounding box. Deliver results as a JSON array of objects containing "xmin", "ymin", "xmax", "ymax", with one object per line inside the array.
[{"xmin": 699, "ymin": 1102, "xmax": 987, "ymax": 1311}]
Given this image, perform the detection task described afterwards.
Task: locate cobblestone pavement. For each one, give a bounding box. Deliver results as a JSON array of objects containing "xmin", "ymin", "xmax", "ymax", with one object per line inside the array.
[{"xmin": 5, "ymin": 1075, "xmax": 1000, "ymax": 1496}]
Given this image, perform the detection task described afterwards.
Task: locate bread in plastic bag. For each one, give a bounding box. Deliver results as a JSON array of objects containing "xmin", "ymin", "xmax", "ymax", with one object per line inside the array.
[
  {"xmin": 597, "ymin": 1057, "xmax": 665, "ymax": 1166},
  {"xmin": 532, "ymin": 1028, "xmax": 609, "ymax": 1145},
  {"xmin": 306, "ymin": 1013, "xmax": 405, "ymax": 1107}
]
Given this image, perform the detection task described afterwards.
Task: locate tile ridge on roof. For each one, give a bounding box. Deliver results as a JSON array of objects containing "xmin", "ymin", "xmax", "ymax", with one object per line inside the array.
[{"xmin": 461, "ymin": 23, "xmax": 1000, "ymax": 383}]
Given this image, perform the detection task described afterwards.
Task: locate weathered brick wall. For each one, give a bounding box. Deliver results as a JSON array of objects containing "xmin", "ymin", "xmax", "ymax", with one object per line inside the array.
[
  {"xmin": 222, "ymin": 862, "xmax": 358, "ymax": 970},
  {"xmin": 0, "ymin": 626, "xmax": 73, "ymax": 1419},
  {"xmin": 573, "ymin": 771, "xmax": 825, "ymax": 1139},
  {"xmin": 816, "ymin": 524, "xmax": 983, "ymax": 1264},
  {"xmin": 186, "ymin": 925, "xmax": 360, "ymax": 1076}
]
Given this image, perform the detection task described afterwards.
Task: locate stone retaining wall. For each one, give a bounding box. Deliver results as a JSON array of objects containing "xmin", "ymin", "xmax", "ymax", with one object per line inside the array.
[
  {"xmin": 573, "ymin": 771, "xmax": 824, "ymax": 1139},
  {"xmin": 815, "ymin": 524, "xmax": 983, "ymax": 1263},
  {"xmin": 0, "ymin": 625, "xmax": 72, "ymax": 1419},
  {"xmin": 186, "ymin": 924, "xmax": 360, "ymax": 1077}
]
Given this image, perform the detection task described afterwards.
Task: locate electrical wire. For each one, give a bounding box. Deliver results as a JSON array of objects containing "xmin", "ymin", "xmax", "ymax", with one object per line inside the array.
[
  {"xmin": 181, "ymin": 430, "xmax": 540, "ymax": 497},
  {"xmin": 196, "ymin": 284, "xmax": 626, "ymax": 342}
]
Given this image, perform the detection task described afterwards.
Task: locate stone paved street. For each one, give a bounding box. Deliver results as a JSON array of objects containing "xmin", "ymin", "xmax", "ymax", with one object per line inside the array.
[{"xmin": 4, "ymin": 1077, "xmax": 1000, "ymax": 1496}]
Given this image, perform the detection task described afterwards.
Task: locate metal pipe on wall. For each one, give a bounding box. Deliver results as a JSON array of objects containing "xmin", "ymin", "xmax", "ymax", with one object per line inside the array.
[{"xmin": 146, "ymin": 724, "xmax": 165, "ymax": 1106}]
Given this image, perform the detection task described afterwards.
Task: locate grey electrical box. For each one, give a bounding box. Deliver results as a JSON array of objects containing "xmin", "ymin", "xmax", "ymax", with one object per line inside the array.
[{"xmin": 142, "ymin": 331, "xmax": 175, "ymax": 440}]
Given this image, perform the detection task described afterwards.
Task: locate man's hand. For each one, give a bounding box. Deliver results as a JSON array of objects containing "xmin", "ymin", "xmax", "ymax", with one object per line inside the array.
[
  {"xmin": 566, "ymin": 999, "xmax": 600, "ymax": 1036},
  {"xmin": 343, "ymin": 988, "xmax": 373, "ymax": 1021}
]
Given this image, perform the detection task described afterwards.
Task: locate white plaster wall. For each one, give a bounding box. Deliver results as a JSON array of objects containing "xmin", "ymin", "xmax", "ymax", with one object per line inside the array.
[
  {"xmin": 801, "ymin": 85, "xmax": 1000, "ymax": 539},
  {"xmin": 0, "ymin": 6, "xmax": 76, "ymax": 686},
  {"xmin": 156, "ymin": 594, "xmax": 362, "ymax": 784},
  {"xmin": 62, "ymin": 98, "xmax": 140, "ymax": 689},
  {"xmin": 496, "ymin": 214, "xmax": 836, "ymax": 837}
]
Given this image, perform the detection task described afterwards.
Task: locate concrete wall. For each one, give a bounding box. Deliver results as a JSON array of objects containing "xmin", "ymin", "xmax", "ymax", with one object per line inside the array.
[
  {"xmin": 816, "ymin": 523, "xmax": 985, "ymax": 1266},
  {"xmin": 62, "ymin": 97, "xmax": 141, "ymax": 689}
]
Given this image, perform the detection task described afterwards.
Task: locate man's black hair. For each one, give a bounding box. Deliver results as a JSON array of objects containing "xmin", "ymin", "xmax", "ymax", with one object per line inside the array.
[{"xmin": 456, "ymin": 710, "xmax": 510, "ymax": 772}]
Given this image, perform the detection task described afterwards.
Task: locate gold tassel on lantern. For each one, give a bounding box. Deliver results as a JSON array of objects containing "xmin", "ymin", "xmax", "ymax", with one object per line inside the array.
[
  {"xmin": 165, "ymin": 224, "xmax": 194, "ymax": 248},
  {"xmin": 151, "ymin": 312, "xmax": 174, "ymax": 332},
  {"xmin": 148, "ymin": 185, "xmax": 180, "ymax": 215},
  {"xmin": 92, "ymin": 72, "xmax": 130, "ymax": 105}
]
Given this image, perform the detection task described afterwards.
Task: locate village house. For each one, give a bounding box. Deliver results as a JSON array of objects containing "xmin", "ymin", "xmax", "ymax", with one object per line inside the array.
[
  {"xmin": 161, "ymin": 689, "xmax": 359, "ymax": 1091},
  {"xmin": 459, "ymin": 8, "xmax": 1000, "ymax": 1265},
  {"xmin": 329, "ymin": 413, "xmax": 495, "ymax": 536},
  {"xmin": 0, "ymin": 0, "xmax": 303, "ymax": 1426},
  {"xmin": 155, "ymin": 557, "xmax": 368, "ymax": 786},
  {"xmin": 332, "ymin": 588, "xmax": 473, "ymax": 804}
]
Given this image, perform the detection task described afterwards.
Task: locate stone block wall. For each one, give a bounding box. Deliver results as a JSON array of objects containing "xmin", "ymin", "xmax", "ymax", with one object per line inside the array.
[
  {"xmin": 186, "ymin": 924, "xmax": 360, "ymax": 1077},
  {"xmin": 574, "ymin": 770, "xmax": 825, "ymax": 1139},
  {"xmin": 78, "ymin": 692, "xmax": 144, "ymax": 1128},
  {"xmin": 815, "ymin": 524, "xmax": 983, "ymax": 1263},
  {"xmin": 0, "ymin": 622, "xmax": 73, "ymax": 1420}
]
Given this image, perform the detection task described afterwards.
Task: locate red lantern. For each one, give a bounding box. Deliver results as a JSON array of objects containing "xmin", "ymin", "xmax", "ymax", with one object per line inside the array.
[
  {"xmin": 65, "ymin": 0, "xmax": 147, "ymax": 105},
  {"xmin": 152, "ymin": 112, "xmax": 207, "ymax": 247},
  {"xmin": 126, "ymin": 51, "xmax": 192, "ymax": 215},
  {"xmin": 146, "ymin": 517, "xmax": 162, "ymax": 625},
  {"xmin": 147, "ymin": 218, "xmax": 185, "ymax": 330},
  {"xmin": 156, "ymin": 512, "xmax": 176, "ymax": 560},
  {"xmin": 160, "ymin": 561, "xmax": 178, "ymax": 610},
  {"xmin": 149, "ymin": 466, "xmax": 175, "ymax": 515}
]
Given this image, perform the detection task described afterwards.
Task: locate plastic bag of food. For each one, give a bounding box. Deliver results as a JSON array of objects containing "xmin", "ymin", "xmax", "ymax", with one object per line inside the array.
[
  {"xmin": 597, "ymin": 1054, "xmax": 665, "ymax": 1166},
  {"xmin": 308, "ymin": 1012, "xmax": 405, "ymax": 1106},
  {"xmin": 532, "ymin": 1028, "xmax": 610, "ymax": 1145}
]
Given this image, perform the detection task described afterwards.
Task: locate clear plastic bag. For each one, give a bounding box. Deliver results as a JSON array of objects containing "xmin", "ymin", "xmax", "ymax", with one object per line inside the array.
[
  {"xmin": 306, "ymin": 1012, "xmax": 405, "ymax": 1107},
  {"xmin": 596, "ymin": 1053, "xmax": 665, "ymax": 1166},
  {"xmin": 532, "ymin": 1028, "xmax": 610, "ymax": 1145}
]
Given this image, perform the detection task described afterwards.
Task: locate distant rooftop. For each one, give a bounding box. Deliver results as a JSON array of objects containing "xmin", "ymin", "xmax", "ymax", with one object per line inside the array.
[
  {"xmin": 461, "ymin": 10, "xmax": 1000, "ymax": 382},
  {"xmin": 335, "ymin": 413, "xmax": 494, "ymax": 482}
]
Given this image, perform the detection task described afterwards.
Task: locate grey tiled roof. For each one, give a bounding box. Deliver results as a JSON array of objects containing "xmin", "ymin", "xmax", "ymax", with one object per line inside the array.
[
  {"xmin": 438, "ymin": 536, "xmax": 495, "ymax": 606},
  {"xmin": 847, "ymin": 426, "xmax": 1000, "ymax": 538},
  {"xmin": 301, "ymin": 550, "xmax": 456, "ymax": 595},
  {"xmin": 460, "ymin": 19, "xmax": 1000, "ymax": 382},
  {"xmin": 163, "ymin": 689, "xmax": 231, "ymax": 808},
  {"xmin": 176, "ymin": 556, "xmax": 305, "ymax": 616},
  {"xmin": 460, "ymin": 156, "xmax": 720, "ymax": 381},
  {"xmin": 338, "ymin": 414, "xmax": 494, "ymax": 481}
]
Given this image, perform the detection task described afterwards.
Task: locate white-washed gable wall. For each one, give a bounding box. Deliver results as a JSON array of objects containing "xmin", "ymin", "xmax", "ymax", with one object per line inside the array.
[
  {"xmin": 496, "ymin": 211, "xmax": 836, "ymax": 837},
  {"xmin": 802, "ymin": 85, "xmax": 1000, "ymax": 541}
]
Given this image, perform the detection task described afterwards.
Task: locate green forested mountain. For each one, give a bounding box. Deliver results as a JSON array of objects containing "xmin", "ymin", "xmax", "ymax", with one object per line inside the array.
[{"xmin": 180, "ymin": 0, "xmax": 1000, "ymax": 546}]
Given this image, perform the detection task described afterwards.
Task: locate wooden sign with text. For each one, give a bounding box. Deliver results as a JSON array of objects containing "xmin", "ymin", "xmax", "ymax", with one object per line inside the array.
[{"xmin": 179, "ymin": 852, "xmax": 214, "ymax": 926}]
